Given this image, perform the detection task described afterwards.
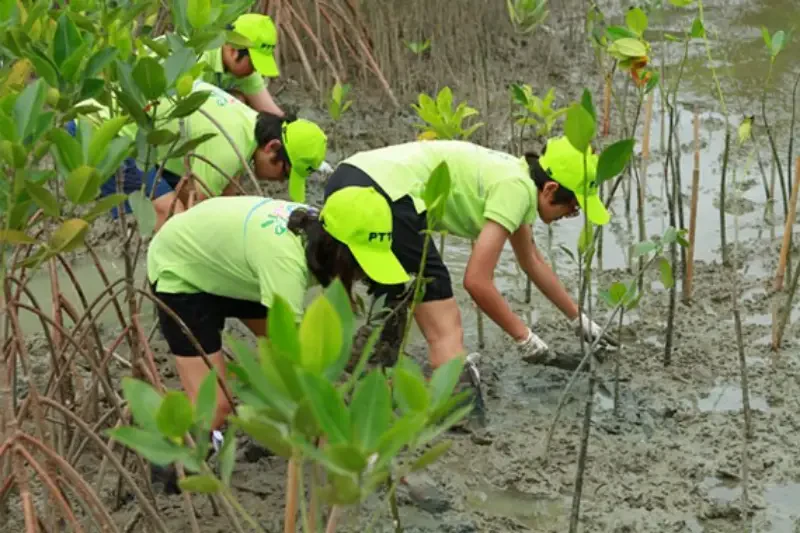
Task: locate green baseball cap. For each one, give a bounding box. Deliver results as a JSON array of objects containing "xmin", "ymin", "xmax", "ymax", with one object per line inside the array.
[
  {"xmin": 538, "ymin": 136, "xmax": 610, "ymax": 225},
  {"xmin": 232, "ymin": 14, "xmax": 279, "ymax": 78},
  {"xmin": 320, "ymin": 187, "xmax": 410, "ymax": 285},
  {"xmin": 282, "ymin": 119, "xmax": 328, "ymax": 203}
]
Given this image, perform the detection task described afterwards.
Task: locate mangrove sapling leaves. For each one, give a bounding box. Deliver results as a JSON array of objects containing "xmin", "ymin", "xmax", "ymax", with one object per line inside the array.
[
  {"xmin": 770, "ymin": 30, "xmax": 787, "ymax": 59},
  {"xmin": 658, "ymin": 257, "xmax": 675, "ymax": 289},
  {"xmin": 114, "ymin": 90, "xmax": 151, "ymax": 128},
  {"xmin": 625, "ymin": 7, "xmax": 648, "ymax": 37},
  {"xmin": 106, "ymin": 426, "xmax": 188, "ymax": 466},
  {"xmin": 24, "ymin": 181, "xmax": 59, "ymax": 217},
  {"xmin": 645, "ymin": 71, "xmax": 660, "ymax": 94},
  {"xmin": 596, "ymin": 138, "xmax": 635, "ymax": 183},
  {"xmin": 88, "ymin": 115, "xmax": 129, "ymax": 166},
  {"xmin": 607, "ymin": 38, "xmax": 648, "ymax": 60},
  {"xmin": 227, "ymin": 333, "xmax": 296, "ymax": 412},
  {"xmin": 133, "ymin": 57, "xmax": 167, "ymax": 101},
  {"xmin": 84, "ymin": 48, "xmax": 118, "ymax": 79},
  {"xmin": 292, "ymin": 399, "xmax": 322, "ymax": 439},
  {"xmin": 60, "ymin": 41, "xmax": 93, "ymax": 83},
  {"xmin": 194, "ymin": 369, "xmax": 218, "ymax": 432},
  {"xmin": 299, "ymin": 371, "xmax": 351, "ymax": 445},
  {"xmin": 187, "ymin": 0, "xmax": 212, "ymax": 29},
  {"xmin": 410, "ymin": 440, "xmax": 453, "ymax": 472},
  {"xmin": 146, "ymin": 129, "xmax": 179, "ymax": 146},
  {"xmin": 374, "ymin": 413, "xmax": 428, "ymax": 471},
  {"xmin": 168, "ymin": 90, "xmax": 211, "ymax": 119},
  {"xmin": 164, "ymin": 47, "xmax": 196, "ymax": 88},
  {"xmin": 668, "ymin": 0, "xmax": 695, "ymax": 7},
  {"xmin": 323, "ymin": 279, "xmax": 356, "ymax": 381},
  {"xmin": 14, "ymin": 78, "xmax": 46, "ymax": 141},
  {"xmin": 49, "ymin": 218, "xmax": 89, "ymax": 253},
  {"xmin": 632, "ymin": 240, "xmax": 658, "ymax": 258},
  {"xmin": 321, "ymin": 473, "xmax": 362, "ymax": 505},
  {"xmin": 128, "ymin": 190, "xmax": 157, "ymax": 237},
  {"xmin": 179, "ymin": 475, "xmax": 222, "ymax": 494},
  {"xmin": 0, "ymin": 230, "xmax": 36, "ymax": 245},
  {"xmin": 169, "ymin": 132, "xmax": 217, "ymax": 158},
  {"xmin": 417, "ymin": 403, "xmax": 472, "ymax": 449},
  {"xmin": 53, "ymin": 12, "xmax": 83, "ymax": 66},
  {"xmin": 564, "ymin": 103, "xmax": 595, "ymax": 153},
  {"xmin": 510, "ymin": 83, "xmax": 530, "ymax": 107},
  {"xmin": 326, "ymin": 443, "xmax": 368, "ymax": 473},
  {"xmin": 218, "ymin": 427, "xmax": 236, "ymax": 485},
  {"xmin": 156, "ymin": 391, "xmax": 194, "ymax": 439},
  {"xmin": 428, "ymin": 355, "xmax": 465, "ymax": 411},
  {"xmin": 601, "ymin": 281, "xmax": 629, "ymax": 307},
  {"xmin": 578, "ymin": 223, "xmax": 593, "ymax": 256},
  {"xmin": 580, "ymin": 88, "xmax": 596, "ymax": 123},
  {"xmin": 394, "ymin": 369, "xmax": 431, "ymax": 414},
  {"xmin": 299, "ymin": 295, "xmax": 343, "ymax": 375},
  {"xmin": 606, "ymin": 26, "xmax": 640, "ymax": 41},
  {"xmin": 268, "ymin": 295, "xmax": 301, "ymax": 359},
  {"xmin": 97, "ymin": 136, "xmax": 134, "ymax": 178},
  {"xmin": 559, "ymin": 245, "xmax": 577, "ymax": 263},
  {"xmin": 423, "ymin": 161, "xmax": 451, "ymax": 224},
  {"xmin": 231, "ymin": 406, "xmax": 293, "ymax": 458},
  {"xmin": 350, "ymin": 370, "xmax": 392, "ymax": 452},
  {"xmin": 122, "ymin": 377, "xmax": 164, "ymax": 433},
  {"xmin": 340, "ymin": 325, "xmax": 384, "ymax": 397},
  {"xmin": 690, "ymin": 18, "xmax": 706, "ymax": 39}
]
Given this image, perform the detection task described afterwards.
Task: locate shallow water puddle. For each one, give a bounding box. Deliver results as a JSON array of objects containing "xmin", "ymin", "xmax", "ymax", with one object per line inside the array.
[
  {"xmin": 465, "ymin": 483, "xmax": 566, "ymax": 530},
  {"xmin": 696, "ymin": 381, "xmax": 770, "ymax": 413},
  {"xmin": 703, "ymin": 477, "xmax": 800, "ymax": 532}
]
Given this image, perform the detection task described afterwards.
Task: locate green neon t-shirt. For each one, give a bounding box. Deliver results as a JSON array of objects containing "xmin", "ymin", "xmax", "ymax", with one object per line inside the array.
[
  {"xmin": 199, "ymin": 47, "xmax": 266, "ymax": 96},
  {"xmin": 147, "ymin": 195, "xmax": 311, "ymax": 320},
  {"xmin": 340, "ymin": 141, "xmax": 538, "ymax": 239}
]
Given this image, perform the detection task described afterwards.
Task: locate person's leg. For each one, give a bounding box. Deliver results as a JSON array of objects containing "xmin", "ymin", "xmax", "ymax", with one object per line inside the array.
[{"xmin": 153, "ymin": 289, "xmax": 232, "ymax": 430}]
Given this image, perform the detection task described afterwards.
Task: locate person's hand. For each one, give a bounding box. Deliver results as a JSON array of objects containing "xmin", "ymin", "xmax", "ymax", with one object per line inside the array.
[
  {"xmin": 570, "ymin": 313, "xmax": 619, "ymax": 349},
  {"xmin": 516, "ymin": 328, "xmax": 555, "ymax": 364}
]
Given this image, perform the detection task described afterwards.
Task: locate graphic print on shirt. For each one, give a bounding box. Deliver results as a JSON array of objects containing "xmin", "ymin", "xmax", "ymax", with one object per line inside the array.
[{"xmin": 243, "ymin": 198, "xmax": 305, "ymax": 236}]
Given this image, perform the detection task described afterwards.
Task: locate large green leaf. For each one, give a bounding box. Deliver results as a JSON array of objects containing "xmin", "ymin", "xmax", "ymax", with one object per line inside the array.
[
  {"xmin": 49, "ymin": 218, "xmax": 88, "ymax": 253},
  {"xmin": 163, "ymin": 46, "xmax": 196, "ymax": 88},
  {"xmin": 374, "ymin": 413, "xmax": 427, "ymax": 471},
  {"xmin": 106, "ymin": 426, "xmax": 185, "ymax": 466},
  {"xmin": 187, "ymin": 0, "xmax": 212, "ymax": 29},
  {"xmin": 156, "ymin": 391, "xmax": 194, "ymax": 439},
  {"xmin": 169, "ymin": 132, "xmax": 217, "ymax": 158},
  {"xmin": 325, "ymin": 443, "xmax": 367, "ymax": 474},
  {"xmin": 88, "ymin": 116, "xmax": 129, "ymax": 166},
  {"xmin": 64, "ymin": 165, "xmax": 101, "ymax": 204},
  {"xmin": 121, "ymin": 377, "xmax": 164, "ymax": 433},
  {"xmin": 393, "ymin": 368, "xmax": 430, "ymax": 413},
  {"xmin": 298, "ymin": 371, "xmax": 351, "ymax": 445},
  {"xmin": 53, "ymin": 13, "xmax": 83, "ymax": 66},
  {"xmin": 219, "ymin": 427, "xmax": 236, "ymax": 484},
  {"xmin": 268, "ymin": 294, "xmax": 301, "ymax": 361},
  {"xmin": 128, "ymin": 189, "xmax": 157, "ymax": 237},
  {"xmin": 14, "ymin": 79, "xmax": 46, "ymax": 141},
  {"xmin": 323, "ymin": 279, "xmax": 356, "ymax": 381},
  {"xmin": 423, "ymin": 161, "xmax": 451, "ymax": 223},
  {"xmin": 625, "ymin": 7, "xmax": 648, "ymax": 36},
  {"xmin": 299, "ymin": 295, "xmax": 342, "ymax": 375},
  {"xmin": 410, "ymin": 440, "xmax": 452, "ymax": 472},
  {"xmin": 596, "ymin": 138, "xmax": 635, "ymax": 184},
  {"xmin": 84, "ymin": 193, "xmax": 127, "ymax": 222},
  {"xmin": 133, "ymin": 57, "xmax": 167, "ymax": 101},
  {"xmin": 564, "ymin": 103, "xmax": 595, "ymax": 153},
  {"xmin": 84, "ymin": 48, "xmax": 118, "ymax": 79},
  {"xmin": 195, "ymin": 369, "xmax": 218, "ymax": 432},
  {"xmin": 179, "ymin": 475, "xmax": 222, "ymax": 494},
  {"xmin": 24, "ymin": 181, "xmax": 59, "ymax": 217},
  {"xmin": 97, "ymin": 136, "xmax": 134, "ymax": 178},
  {"xmin": 428, "ymin": 355, "xmax": 465, "ymax": 410},
  {"xmin": 350, "ymin": 370, "xmax": 391, "ymax": 453},
  {"xmin": 230, "ymin": 406, "xmax": 293, "ymax": 458},
  {"xmin": 167, "ymin": 90, "xmax": 211, "ymax": 119}
]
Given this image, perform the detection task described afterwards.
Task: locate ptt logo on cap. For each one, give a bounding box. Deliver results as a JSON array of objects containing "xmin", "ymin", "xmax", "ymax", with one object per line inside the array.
[{"xmin": 368, "ymin": 232, "xmax": 393, "ymax": 243}]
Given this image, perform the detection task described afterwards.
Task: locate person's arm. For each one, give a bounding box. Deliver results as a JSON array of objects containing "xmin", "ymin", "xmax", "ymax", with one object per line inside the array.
[
  {"xmin": 245, "ymin": 87, "xmax": 284, "ymax": 117},
  {"xmin": 463, "ymin": 220, "xmax": 530, "ymax": 342},
  {"xmin": 509, "ymin": 224, "xmax": 579, "ymax": 320}
]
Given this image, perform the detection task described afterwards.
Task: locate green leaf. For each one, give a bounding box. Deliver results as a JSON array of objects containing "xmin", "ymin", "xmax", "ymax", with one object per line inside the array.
[
  {"xmin": 596, "ymin": 138, "xmax": 635, "ymax": 183},
  {"xmin": 84, "ymin": 47, "xmax": 118, "ymax": 79},
  {"xmin": 219, "ymin": 427, "xmax": 236, "ymax": 484},
  {"xmin": 88, "ymin": 116, "xmax": 129, "ymax": 167},
  {"xmin": 268, "ymin": 294, "xmax": 301, "ymax": 360},
  {"xmin": 0, "ymin": 230, "xmax": 36, "ymax": 245},
  {"xmin": 580, "ymin": 88, "xmax": 596, "ymax": 123},
  {"xmin": 299, "ymin": 371, "xmax": 351, "ymax": 445},
  {"xmin": 602, "ymin": 281, "xmax": 629, "ymax": 307},
  {"xmin": 658, "ymin": 257, "xmax": 674, "ymax": 289},
  {"xmin": 115, "ymin": 90, "xmax": 150, "ymax": 127},
  {"xmin": 156, "ymin": 391, "xmax": 194, "ymax": 439},
  {"xmin": 121, "ymin": 377, "xmax": 163, "ymax": 432},
  {"xmin": 632, "ymin": 240, "xmax": 658, "ymax": 257},
  {"xmin": 564, "ymin": 103, "xmax": 595, "ymax": 153},
  {"xmin": 411, "ymin": 440, "xmax": 452, "ymax": 472},
  {"xmin": 25, "ymin": 53, "xmax": 58, "ymax": 89},
  {"xmin": 374, "ymin": 413, "xmax": 427, "ymax": 471},
  {"xmin": 133, "ymin": 57, "xmax": 167, "ymax": 101},
  {"xmin": 14, "ymin": 79, "xmax": 46, "ymax": 141},
  {"xmin": 323, "ymin": 279, "xmax": 356, "ymax": 381},
  {"xmin": 771, "ymin": 30, "xmax": 787, "ymax": 58},
  {"xmin": 60, "ymin": 41, "xmax": 92, "ymax": 83},
  {"xmin": 578, "ymin": 223, "xmax": 593, "ymax": 255},
  {"xmin": 25, "ymin": 181, "xmax": 59, "ymax": 217},
  {"xmin": 106, "ymin": 426, "xmax": 185, "ymax": 466},
  {"xmin": 230, "ymin": 406, "xmax": 292, "ymax": 458},
  {"xmin": 65, "ymin": 165, "xmax": 101, "ymax": 204},
  {"xmin": 179, "ymin": 475, "xmax": 221, "ymax": 494},
  {"xmin": 428, "ymin": 355, "xmax": 464, "ymax": 410},
  {"xmin": 761, "ymin": 26, "xmax": 772, "ymax": 49},
  {"xmin": 668, "ymin": 0, "xmax": 695, "ymax": 6},
  {"xmin": 168, "ymin": 132, "xmax": 217, "ymax": 158},
  {"xmin": 606, "ymin": 26, "xmax": 640, "ymax": 41},
  {"xmin": 187, "ymin": 0, "xmax": 212, "ymax": 29},
  {"xmin": 53, "ymin": 13, "xmax": 82, "ymax": 66},
  {"xmin": 128, "ymin": 189, "xmax": 157, "ymax": 237},
  {"xmin": 607, "ymin": 38, "xmax": 648, "ymax": 59},
  {"xmin": 662, "ymin": 226, "xmax": 678, "ymax": 244},
  {"xmin": 84, "ymin": 194, "xmax": 127, "ymax": 222},
  {"xmin": 163, "ymin": 47, "xmax": 196, "ymax": 88},
  {"xmin": 423, "ymin": 161, "xmax": 451, "ymax": 223},
  {"xmin": 195, "ymin": 369, "xmax": 218, "ymax": 431},
  {"xmin": 226, "ymin": 30, "xmax": 255, "ymax": 49},
  {"xmin": 393, "ymin": 368, "xmax": 430, "ymax": 413},
  {"xmin": 350, "ymin": 371, "xmax": 391, "ymax": 453},
  {"xmin": 326, "ymin": 443, "xmax": 367, "ymax": 473},
  {"xmin": 625, "ymin": 7, "xmax": 648, "ymax": 37},
  {"xmin": 299, "ymin": 295, "xmax": 343, "ymax": 374},
  {"xmin": 146, "ymin": 129, "xmax": 179, "ymax": 146},
  {"xmin": 690, "ymin": 18, "xmax": 705, "ymax": 39},
  {"xmin": 168, "ymin": 90, "xmax": 211, "ymax": 119},
  {"xmin": 97, "ymin": 137, "xmax": 134, "ymax": 179}
]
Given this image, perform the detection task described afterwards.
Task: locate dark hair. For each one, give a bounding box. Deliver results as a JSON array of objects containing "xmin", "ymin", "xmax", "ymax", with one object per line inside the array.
[
  {"xmin": 287, "ymin": 208, "xmax": 362, "ymax": 299},
  {"xmin": 235, "ymin": 48, "xmax": 250, "ymax": 61},
  {"xmin": 255, "ymin": 112, "xmax": 298, "ymax": 163},
  {"xmin": 524, "ymin": 151, "xmax": 576, "ymax": 205}
]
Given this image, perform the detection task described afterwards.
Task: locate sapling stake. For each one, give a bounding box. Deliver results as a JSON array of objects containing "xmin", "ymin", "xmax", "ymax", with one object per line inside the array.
[
  {"xmin": 284, "ymin": 458, "xmax": 299, "ymax": 533},
  {"xmin": 771, "ymin": 160, "xmax": 800, "ymax": 348},
  {"xmin": 637, "ymin": 92, "xmax": 655, "ymax": 291},
  {"xmin": 772, "ymin": 157, "xmax": 800, "ymax": 351},
  {"xmin": 719, "ymin": 129, "xmax": 731, "ymax": 266}
]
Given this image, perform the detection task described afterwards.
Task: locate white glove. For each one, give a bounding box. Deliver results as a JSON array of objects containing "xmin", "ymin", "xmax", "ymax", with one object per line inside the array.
[
  {"xmin": 570, "ymin": 313, "xmax": 619, "ymax": 349},
  {"xmin": 516, "ymin": 328, "xmax": 554, "ymax": 363}
]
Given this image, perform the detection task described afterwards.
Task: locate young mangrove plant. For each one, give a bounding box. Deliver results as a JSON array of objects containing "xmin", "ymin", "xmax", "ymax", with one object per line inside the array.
[
  {"xmin": 327, "ymin": 81, "xmax": 354, "ymax": 154},
  {"xmin": 411, "ymin": 86, "xmax": 484, "ymax": 142},
  {"xmin": 506, "ymin": 0, "xmax": 549, "ymax": 35}
]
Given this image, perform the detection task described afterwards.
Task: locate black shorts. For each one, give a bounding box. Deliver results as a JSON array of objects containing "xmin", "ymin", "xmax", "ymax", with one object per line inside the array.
[
  {"xmin": 151, "ymin": 284, "xmax": 268, "ymax": 356},
  {"xmin": 324, "ymin": 164, "xmax": 453, "ymax": 303}
]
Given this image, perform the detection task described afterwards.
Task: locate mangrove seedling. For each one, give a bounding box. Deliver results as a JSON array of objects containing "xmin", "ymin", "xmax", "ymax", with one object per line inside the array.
[
  {"xmin": 328, "ymin": 82, "xmax": 354, "ymax": 123},
  {"xmin": 412, "ymin": 86, "xmax": 484, "ymax": 141},
  {"xmin": 506, "ymin": 0, "xmax": 549, "ymax": 35},
  {"xmin": 404, "ymin": 39, "xmax": 432, "ymax": 56}
]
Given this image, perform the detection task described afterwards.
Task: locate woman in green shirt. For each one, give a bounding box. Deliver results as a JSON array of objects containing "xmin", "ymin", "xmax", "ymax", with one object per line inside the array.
[
  {"xmin": 147, "ymin": 186, "xmax": 408, "ymax": 436},
  {"xmin": 324, "ymin": 137, "xmax": 618, "ymax": 402}
]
